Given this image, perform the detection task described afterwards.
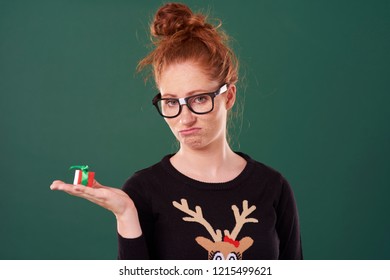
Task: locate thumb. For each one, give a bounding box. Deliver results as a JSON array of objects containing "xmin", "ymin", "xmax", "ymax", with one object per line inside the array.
[{"xmin": 91, "ymin": 179, "xmax": 105, "ymax": 188}]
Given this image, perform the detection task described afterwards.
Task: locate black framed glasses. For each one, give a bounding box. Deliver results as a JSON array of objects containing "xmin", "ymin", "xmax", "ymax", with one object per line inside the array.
[{"xmin": 152, "ymin": 84, "xmax": 228, "ymax": 118}]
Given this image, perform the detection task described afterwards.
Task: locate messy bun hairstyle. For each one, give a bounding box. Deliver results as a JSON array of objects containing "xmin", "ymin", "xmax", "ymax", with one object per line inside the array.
[{"xmin": 137, "ymin": 3, "xmax": 238, "ymax": 86}]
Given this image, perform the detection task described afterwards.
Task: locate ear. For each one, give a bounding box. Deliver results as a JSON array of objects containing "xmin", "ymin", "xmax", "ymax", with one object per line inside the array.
[
  {"xmin": 237, "ymin": 237, "xmax": 254, "ymax": 253},
  {"xmin": 195, "ymin": 236, "xmax": 215, "ymax": 251},
  {"xmin": 225, "ymin": 84, "xmax": 236, "ymax": 110}
]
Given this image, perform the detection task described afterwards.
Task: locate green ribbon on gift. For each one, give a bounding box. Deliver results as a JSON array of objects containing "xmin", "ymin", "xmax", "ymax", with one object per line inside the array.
[{"xmin": 69, "ymin": 165, "xmax": 89, "ymax": 185}]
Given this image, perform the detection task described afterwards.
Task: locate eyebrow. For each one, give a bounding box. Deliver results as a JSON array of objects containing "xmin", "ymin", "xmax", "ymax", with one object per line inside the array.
[{"xmin": 161, "ymin": 88, "xmax": 213, "ymax": 98}]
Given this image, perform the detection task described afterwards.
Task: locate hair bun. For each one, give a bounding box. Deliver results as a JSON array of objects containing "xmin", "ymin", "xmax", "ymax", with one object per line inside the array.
[{"xmin": 151, "ymin": 3, "xmax": 206, "ymax": 37}]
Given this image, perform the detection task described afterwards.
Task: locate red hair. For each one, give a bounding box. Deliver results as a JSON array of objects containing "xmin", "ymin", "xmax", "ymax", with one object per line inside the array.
[{"xmin": 137, "ymin": 3, "xmax": 238, "ymax": 86}]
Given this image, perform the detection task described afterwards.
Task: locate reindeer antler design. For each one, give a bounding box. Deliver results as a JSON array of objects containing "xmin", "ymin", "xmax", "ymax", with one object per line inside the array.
[
  {"xmin": 172, "ymin": 198, "xmax": 223, "ymax": 242},
  {"xmin": 224, "ymin": 200, "xmax": 259, "ymax": 240}
]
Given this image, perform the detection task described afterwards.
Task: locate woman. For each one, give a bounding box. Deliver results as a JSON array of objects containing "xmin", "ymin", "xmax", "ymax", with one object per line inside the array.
[{"xmin": 50, "ymin": 2, "xmax": 302, "ymax": 260}]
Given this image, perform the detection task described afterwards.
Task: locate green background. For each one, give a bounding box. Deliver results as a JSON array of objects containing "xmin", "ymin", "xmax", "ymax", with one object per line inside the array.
[{"xmin": 1, "ymin": 0, "xmax": 389, "ymax": 259}]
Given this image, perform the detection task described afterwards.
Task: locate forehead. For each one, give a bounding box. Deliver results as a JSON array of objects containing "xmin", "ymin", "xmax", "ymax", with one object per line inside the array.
[{"xmin": 158, "ymin": 61, "xmax": 218, "ymax": 96}]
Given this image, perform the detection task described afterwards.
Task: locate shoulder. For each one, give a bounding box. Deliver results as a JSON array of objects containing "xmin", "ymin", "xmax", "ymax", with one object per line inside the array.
[
  {"xmin": 239, "ymin": 152, "xmax": 288, "ymax": 184},
  {"xmin": 121, "ymin": 154, "xmax": 172, "ymax": 193},
  {"xmin": 238, "ymin": 152, "xmax": 294, "ymax": 201}
]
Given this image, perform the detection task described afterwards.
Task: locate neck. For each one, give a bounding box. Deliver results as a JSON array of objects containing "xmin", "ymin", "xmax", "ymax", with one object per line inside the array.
[
  {"xmin": 181, "ymin": 142, "xmax": 232, "ymax": 164},
  {"xmin": 171, "ymin": 138, "xmax": 246, "ymax": 182}
]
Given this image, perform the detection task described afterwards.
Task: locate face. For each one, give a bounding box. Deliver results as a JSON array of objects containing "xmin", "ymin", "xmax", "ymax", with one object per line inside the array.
[{"xmin": 157, "ymin": 61, "xmax": 236, "ymax": 151}]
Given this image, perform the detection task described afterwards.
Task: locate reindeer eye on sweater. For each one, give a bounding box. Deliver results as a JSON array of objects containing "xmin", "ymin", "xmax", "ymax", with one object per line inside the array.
[
  {"xmin": 227, "ymin": 252, "xmax": 238, "ymax": 260},
  {"xmin": 210, "ymin": 251, "xmax": 224, "ymax": 260}
]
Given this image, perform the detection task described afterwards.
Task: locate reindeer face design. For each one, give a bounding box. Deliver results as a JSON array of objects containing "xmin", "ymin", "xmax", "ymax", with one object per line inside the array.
[{"xmin": 172, "ymin": 199, "xmax": 258, "ymax": 260}]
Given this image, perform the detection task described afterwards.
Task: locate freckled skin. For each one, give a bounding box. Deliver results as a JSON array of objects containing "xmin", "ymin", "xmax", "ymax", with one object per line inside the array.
[{"xmin": 158, "ymin": 61, "xmax": 231, "ymax": 152}]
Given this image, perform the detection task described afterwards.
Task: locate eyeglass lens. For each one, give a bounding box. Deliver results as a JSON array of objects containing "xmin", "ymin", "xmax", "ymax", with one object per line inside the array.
[{"xmin": 158, "ymin": 94, "xmax": 213, "ymax": 117}]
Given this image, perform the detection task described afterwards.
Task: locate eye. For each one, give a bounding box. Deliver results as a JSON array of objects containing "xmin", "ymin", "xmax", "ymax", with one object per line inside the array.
[
  {"xmin": 193, "ymin": 95, "xmax": 209, "ymax": 104},
  {"xmin": 212, "ymin": 252, "xmax": 225, "ymax": 260},
  {"xmin": 227, "ymin": 253, "xmax": 238, "ymax": 260},
  {"xmin": 164, "ymin": 99, "xmax": 179, "ymax": 107}
]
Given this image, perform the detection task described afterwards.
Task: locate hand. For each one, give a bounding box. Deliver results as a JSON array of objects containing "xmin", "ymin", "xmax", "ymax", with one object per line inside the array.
[{"xmin": 50, "ymin": 180, "xmax": 142, "ymax": 238}]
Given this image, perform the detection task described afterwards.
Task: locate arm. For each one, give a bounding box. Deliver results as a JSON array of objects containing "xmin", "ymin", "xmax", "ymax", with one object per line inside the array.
[
  {"xmin": 275, "ymin": 179, "xmax": 303, "ymax": 260},
  {"xmin": 50, "ymin": 180, "xmax": 146, "ymax": 257},
  {"xmin": 118, "ymin": 176, "xmax": 156, "ymax": 259}
]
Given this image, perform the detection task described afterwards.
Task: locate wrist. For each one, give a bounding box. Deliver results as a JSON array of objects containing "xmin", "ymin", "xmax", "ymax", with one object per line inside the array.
[{"xmin": 115, "ymin": 206, "xmax": 142, "ymax": 238}]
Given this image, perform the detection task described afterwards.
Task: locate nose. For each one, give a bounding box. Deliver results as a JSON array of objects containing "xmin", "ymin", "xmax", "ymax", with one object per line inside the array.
[{"xmin": 179, "ymin": 105, "xmax": 196, "ymax": 125}]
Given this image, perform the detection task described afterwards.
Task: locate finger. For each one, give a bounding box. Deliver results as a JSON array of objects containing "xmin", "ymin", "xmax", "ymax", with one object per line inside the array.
[
  {"xmin": 91, "ymin": 179, "xmax": 106, "ymax": 189},
  {"xmin": 50, "ymin": 180, "xmax": 67, "ymax": 190},
  {"xmin": 51, "ymin": 179, "xmax": 96, "ymax": 191},
  {"xmin": 70, "ymin": 186, "xmax": 111, "ymax": 208},
  {"xmin": 70, "ymin": 184, "xmax": 111, "ymax": 203},
  {"xmin": 50, "ymin": 181, "xmax": 88, "ymax": 196},
  {"xmin": 76, "ymin": 183, "xmax": 100, "ymax": 196},
  {"xmin": 50, "ymin": 180, "xmax": 118, "ymax": 207}
]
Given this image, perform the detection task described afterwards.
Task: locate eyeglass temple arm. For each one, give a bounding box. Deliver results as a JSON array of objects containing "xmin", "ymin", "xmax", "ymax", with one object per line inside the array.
[
  {"xmin": 169, "ymin": 84, "xmax": 228, "ymax": 106},
  {"xmin": 216, "ymin": 84, "xmax": 228, "ymax": 96}
]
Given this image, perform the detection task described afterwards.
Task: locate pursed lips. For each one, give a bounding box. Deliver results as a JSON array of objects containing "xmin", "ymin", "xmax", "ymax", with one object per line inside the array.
[{"xmin": 178, "ymin": 127, "xmax": 201, "ymax": 136}]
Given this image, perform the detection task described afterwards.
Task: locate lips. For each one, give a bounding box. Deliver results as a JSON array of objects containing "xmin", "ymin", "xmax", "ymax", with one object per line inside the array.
[{"xmin": 178, "ymin": 127, "xmax": 201, "ymax": 136}]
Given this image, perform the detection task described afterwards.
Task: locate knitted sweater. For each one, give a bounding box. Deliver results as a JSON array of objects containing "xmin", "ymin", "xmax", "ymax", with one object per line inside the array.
[{"xmin": 118, "ymin": 153, "xmax": 303, "ymax": 260}]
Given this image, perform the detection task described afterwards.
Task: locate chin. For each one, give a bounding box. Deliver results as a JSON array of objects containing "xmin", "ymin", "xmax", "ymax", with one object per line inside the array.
[{"xmin": 180, "ymin": 136, "xmax": 205, "ymax": 149}]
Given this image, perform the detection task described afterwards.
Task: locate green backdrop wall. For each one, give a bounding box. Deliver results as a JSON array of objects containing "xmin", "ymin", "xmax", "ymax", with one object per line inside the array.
[{"xmin": 1, "ymin": 0, "xmax": 389, "ymax": 259}]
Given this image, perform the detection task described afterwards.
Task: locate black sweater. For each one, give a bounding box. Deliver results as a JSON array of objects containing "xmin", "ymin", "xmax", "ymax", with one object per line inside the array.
[{"xmin": 118, "ymin": 153, "xmax": 303, "ymax": 260}]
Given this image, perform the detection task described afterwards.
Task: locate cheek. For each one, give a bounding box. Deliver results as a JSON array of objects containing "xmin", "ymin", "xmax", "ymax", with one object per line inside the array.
[
  {"xmin": 210, "ymin": 102, "xmax": 228, "ymax": 124},
  {"xmin": 199, "ymin": 110, "xmax": 227, "ymax": 137}
]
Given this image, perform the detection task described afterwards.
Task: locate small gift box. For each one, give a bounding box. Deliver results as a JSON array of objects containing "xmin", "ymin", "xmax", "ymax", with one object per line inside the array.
[{"xmin": 69, "ymin": 165, "xmax": 95, "ymax": 187}]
